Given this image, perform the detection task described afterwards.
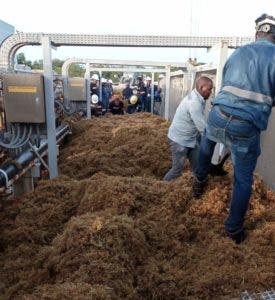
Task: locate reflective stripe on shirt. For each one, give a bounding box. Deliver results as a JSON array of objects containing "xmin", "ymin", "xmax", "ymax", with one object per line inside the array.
[{"xmin": 223, "ymin": 85, "xmax": 273, "ymax": 106}]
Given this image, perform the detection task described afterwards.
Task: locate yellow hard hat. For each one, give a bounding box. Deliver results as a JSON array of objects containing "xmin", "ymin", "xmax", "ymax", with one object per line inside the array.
[{"xmin": 130, "ymin": 95, "xmax": 138, "ymax": 105}]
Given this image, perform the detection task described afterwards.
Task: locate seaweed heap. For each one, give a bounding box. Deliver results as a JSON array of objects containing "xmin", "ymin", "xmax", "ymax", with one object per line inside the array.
[{"xmin": 0, "ymin": 113, "xmax": 274, "ymax": 299}]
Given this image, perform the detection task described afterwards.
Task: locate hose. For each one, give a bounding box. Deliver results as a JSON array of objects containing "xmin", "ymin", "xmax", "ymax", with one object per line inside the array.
[{"xmin": 0, "ymin": 124, "xmax": 69, "ymax": 187}]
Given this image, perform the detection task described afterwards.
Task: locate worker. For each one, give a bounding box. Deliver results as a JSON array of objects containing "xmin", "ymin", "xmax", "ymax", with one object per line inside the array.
[
  {"xmin": 192, "ymin": 14, "xmax": 275, "ymax": 244},
  {"xmin": 101, "ymin": 78, "xmax": 109, "ymax": 112},
  {"xmin": 122, "ymin": 81, "xmax": 133, "ymax": 101},
  {"xmin": 163, "ymin": 76, "xmax": 214, "ymax": 181},
  {"xmin": 107, "ymin": 79, "xmax": 114, "ymax": 97},
  {"xmin": 145, "ymin": 76, "xmax": 154, "ymax": 112},
  {"xmin": 90, "ymin": 94, "xmax": 103, "ymax": 116},
  {"xmin": 122, "ymin": 81, "xmax": 133, "ymax": 112},
  {"xmin": 136, "ymin": 76, "xmax": 147, "ymax": 112},
  {"xmin": 109, "ymin": 94, "xmax": 124, "ymax": 115},
  {"xmin": 154, "ymin": 85, "xmax": 162, "ymax": 103},
  {"xmin": 153, "ymin": 75, "xmax": 164, "ymax": 115},
  {"xmin": 90, "ymin": 74, "xmax": 99, "ymax": 96},
  {"xmin": 127, "ymin": 95, "xmax": 141, "ymax": 114},
  {"xmin": 53, "ymin": 78, "xmax": 63, "ymax": 100}
]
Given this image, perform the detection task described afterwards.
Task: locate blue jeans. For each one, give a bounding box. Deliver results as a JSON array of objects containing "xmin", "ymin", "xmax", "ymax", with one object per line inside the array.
[
  {"xmin": 164, "ymin": 139, "xmax": 199, "ymax": 181},
  {"xmin": 138, "ymin": 95, "xmax": 147, "ymax": 112},
  {"xmin": 194, "ymin": 105, "xmax": 261, "ymax": 232}
]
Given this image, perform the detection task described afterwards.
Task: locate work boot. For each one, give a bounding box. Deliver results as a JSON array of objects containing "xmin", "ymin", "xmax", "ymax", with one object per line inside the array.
[
  {"xmin": 209, "ymin": 163, "xmax": 228, "ymax": 176},
  {"xmin": 226, "ymin": 228, "xmax": 247, "ymax": 244},
  {"xmin": 192, "ymin": 176, "xmax": 207, "ymax": 198}
]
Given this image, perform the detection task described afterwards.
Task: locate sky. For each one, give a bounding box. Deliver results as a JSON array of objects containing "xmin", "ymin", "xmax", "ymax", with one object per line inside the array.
[{"xmin": 1, "ymin": 0, "xmax": 274, "ymax": 64}]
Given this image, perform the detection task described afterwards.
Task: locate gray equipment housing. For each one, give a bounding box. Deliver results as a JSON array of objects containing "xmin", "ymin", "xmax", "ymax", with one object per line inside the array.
[
  {"xmin": 67, "ymin": 77, "xmax": 86, "ymax": 101},
  {"xmin": 3, "ymin": 73, "xmax": 46, "ymax": 123}
]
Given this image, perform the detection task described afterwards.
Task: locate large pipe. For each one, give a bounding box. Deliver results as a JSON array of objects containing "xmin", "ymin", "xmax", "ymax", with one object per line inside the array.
[{"xmin": 0, "ymin": 124, "xmax": 69, "ymax": 187}]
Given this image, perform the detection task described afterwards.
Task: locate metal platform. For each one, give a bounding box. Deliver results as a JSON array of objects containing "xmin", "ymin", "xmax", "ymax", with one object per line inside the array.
[
  {"xmin": 241, "ymin": 290, "xmax": 275, "ymax": 300},
  {"xmin": 0, "ymin": 32, "xmax": 254, "ymax": 70}
]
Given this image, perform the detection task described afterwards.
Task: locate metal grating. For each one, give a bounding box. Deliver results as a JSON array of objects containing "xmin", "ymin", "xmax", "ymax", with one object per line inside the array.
[
  {"xmin": 241, "ymin": 290, "xmax": 275, "ymax": 300},
  {"xmin": 0, "ymin": 32, "xmax": 254, "ymax": 70}
]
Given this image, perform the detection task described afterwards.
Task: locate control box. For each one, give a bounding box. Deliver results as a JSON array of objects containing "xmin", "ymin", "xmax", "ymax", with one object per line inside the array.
[
  {"xmin": 68, "ymin": 77, "xmax": 86, "ymax": 101},
  {"xmin": 3, "ymin": 73, "xmax": 45, "ymax": 123}
]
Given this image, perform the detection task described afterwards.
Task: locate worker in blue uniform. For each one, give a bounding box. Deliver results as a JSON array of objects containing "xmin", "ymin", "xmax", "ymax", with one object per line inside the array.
[{"xmin": 192, "ymin": 14, "xmax": 275, "ymax": 244}]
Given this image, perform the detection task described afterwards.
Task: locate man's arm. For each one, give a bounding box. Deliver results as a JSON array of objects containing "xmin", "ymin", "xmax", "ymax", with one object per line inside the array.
[{"xmin": 189, "ymin": 101, "xmax": 207, "ymax": 134}]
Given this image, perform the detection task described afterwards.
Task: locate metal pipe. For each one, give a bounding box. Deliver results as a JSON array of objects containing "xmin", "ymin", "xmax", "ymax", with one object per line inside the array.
[{"xmin": 0, "ymin": 124, "xmax": 69, "ymax": 187}]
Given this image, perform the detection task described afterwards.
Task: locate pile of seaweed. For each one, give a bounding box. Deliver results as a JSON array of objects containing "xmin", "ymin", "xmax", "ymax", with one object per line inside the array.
[{"xmin": 0, "ymin": 113, "xmax": 274, "ymax": 299}]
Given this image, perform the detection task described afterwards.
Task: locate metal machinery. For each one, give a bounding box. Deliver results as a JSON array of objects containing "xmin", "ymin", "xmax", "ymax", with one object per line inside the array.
[
  {"xmin": 52, "ymin": 75, "xmax": 91, "ymax": 117},
  {"xmin": 67, "ymin": 77, "xmax": 87, "ymax": 113},
  {"xmin": 3, "ymin": 73, "xmax": 45, "ymax": 124},
  {"xmin": 0, "ymin": 71, "xmax": 70, "ymax": 197},
  {"xmin": 52, "ymin": 75, "xmax": 83, "ymax": 117}
]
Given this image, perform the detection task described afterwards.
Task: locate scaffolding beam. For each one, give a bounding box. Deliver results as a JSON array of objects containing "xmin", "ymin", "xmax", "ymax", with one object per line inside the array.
[{"xmin": 0, "ymin": 32, "xmax": 253, "ymax": 70}]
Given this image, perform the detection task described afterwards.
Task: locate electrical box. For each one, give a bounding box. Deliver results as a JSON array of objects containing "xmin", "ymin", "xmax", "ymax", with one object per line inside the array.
[
  {"xmin": 3, "ymin": 73, "xmax": 45, "ymax": 123},
  {"xmin": 68, "ymin": 77, "xmax": 86, "ymax": 101}
]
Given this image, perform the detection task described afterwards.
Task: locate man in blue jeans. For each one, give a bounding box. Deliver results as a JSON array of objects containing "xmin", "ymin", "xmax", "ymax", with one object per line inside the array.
[{"xmin": 192, "ymin": 14, "xmax": 275, "ymax": 244}]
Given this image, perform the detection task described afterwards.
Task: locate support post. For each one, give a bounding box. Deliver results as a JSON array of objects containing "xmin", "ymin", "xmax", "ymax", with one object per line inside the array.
[
  {"xmin": 85, "ymin": 63, "xmax": 91, "ymax": 119},
  {"xmin": 151, "ymin": 72, "xmax": 155, "ymax": 114},
  {"xmin": 215, "ymin": 41, "xmax": 228, "ymax": 93},
  {"xmin": 99, "ymin": 70, "xmax": 102, "ymax": 102},
  {"xmin": 42, "ymin": 35, "xmax": 58, "ymax": 179},
  {"xmin": 164, "ymin": 65, "xmax": 171, "ymax": 120},
  {"xmin": 62, "ymin": 77, "xmax": 69, "ymax": 108},
  {"xmin": 212, "ymin": 41, "xmax": 229, "ymax": 165}
]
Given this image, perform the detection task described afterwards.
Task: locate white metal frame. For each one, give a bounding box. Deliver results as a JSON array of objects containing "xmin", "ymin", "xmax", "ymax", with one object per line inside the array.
[
  {"xmin": 0, "ymin": 33, "xmax": 253, "ymax": 70},
  {"xmin": 62, "ymin": 58, "xmax": 185, "ymax": 120},
  {"xmin": 42, "ymin": 36, "xmax": 58, "ymax": 178}
]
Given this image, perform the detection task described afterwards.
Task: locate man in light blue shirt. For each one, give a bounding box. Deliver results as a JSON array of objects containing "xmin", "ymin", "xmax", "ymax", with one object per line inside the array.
[{"xmin": 164, "ymin": 76, "xmax": 213, "ymax": 181}]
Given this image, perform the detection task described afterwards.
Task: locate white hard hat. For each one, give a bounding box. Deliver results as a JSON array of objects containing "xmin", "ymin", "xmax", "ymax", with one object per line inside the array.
[
  {"xmin": 91, "ymin": 74, "xmax": 99, "ymax": 80},
  {"xmin": 91, "ymin": 94, "xmax": 99, "ymax": 104},
  {"xmin": 101, "ymin": 78, "xmax": 107, "ymax": 83},
  {"xmin": 108, "ymin": 79, "xmax": 113, "ymax": 84},
  {"xmin": 146, "ymin": 76, "xmax": 151, "ymax": 81},
  {"xmin": 158, "ymin": 74, "xmax": 165, "ymax": 79}
]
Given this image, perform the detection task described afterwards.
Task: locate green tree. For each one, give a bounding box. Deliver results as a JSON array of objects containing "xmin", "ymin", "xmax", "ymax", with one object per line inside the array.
[
  {"xmin": 17, "ymin": 52, "xmax": 26, "ymax": 64},
  {"xmin": 15, "ymin": 54, "xmax": 127, "ymax": 81},
  {"xmin": 52, "ymin": 58, "xmax": 64, "ymax": 75},
  {"xmin": 102, "ymin": 71, "xmax": 123, "ymax": 84},
  {"xmin": 68, "ymin": 64, "xmax": 85, "ymax": 77},
  {"xmin": 32, "ymin": 59, "xmax": 43, "ymax": 70},
  {"xmin": 16, "ymin": 52, "xmax": 32, "ymax": 68}
]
